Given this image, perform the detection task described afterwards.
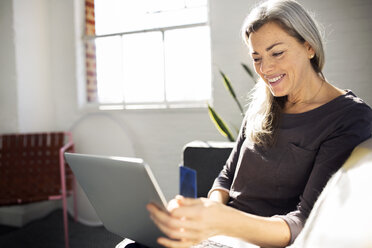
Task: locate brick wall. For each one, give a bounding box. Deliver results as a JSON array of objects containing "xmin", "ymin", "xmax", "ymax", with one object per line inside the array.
[{"xmin": 85, "ymin": 0, "xmax": 97, "ymax": 102}]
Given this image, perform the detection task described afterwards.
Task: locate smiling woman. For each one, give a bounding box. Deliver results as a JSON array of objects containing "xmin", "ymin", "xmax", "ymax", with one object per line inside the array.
[
  {"xmin": 247, "ymin": 22, "xmax": 336, "ymax": 114},
  {"xmin": 141, "ymin": 0, "xmax": 372, "ymax": 247},
  {"xmin": 242, "ymin": 0, "xmax": 329, "ymax": 146},
  {"xmin": 117, "ymin": 0, "xmax": 372, "ymax": 247}
]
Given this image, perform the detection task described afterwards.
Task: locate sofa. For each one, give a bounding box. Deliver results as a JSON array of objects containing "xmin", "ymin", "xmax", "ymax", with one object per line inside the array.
[{"xmin": 183, "ymin": 138, "xmax": 372, "ymax": 247}]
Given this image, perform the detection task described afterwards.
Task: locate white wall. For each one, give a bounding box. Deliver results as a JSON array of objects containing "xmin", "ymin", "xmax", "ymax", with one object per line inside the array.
[
  {"xmin": 0, "ymin": 0, "xmax": 18, "ymax": 133},
  {"xmin": 209, "ymin": 0, "xmax": 255, "ymax": 126},
  {"xmin": 1, "ymin": 0, "xmax": 372, "ymax": 209},
  {"xmin": 13, "ymin": 0, "xmax": 55, "ymax": 132},
  {"xmin": 0, "ymin": 0, "xmax": 56, "ymax": 133},
  {"xmin": 300, "ymin": 0, "xmax": 372, "ymax": 105}
]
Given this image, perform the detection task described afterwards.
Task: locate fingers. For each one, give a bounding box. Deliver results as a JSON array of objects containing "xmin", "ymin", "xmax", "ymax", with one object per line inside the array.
[
  {"xmin": 167, "ymin": 196, "xmax": 199, "ymax": 212},
  {"xmin": 147, "ymin": 199, "xmax": 218, "ymax": 245},
  {"xmin": 157, "ymin": 236, "xmax": 197, "ymax": 248},
  {"xmin": 179, "ymin": 196, "xmax": 199, "ymax": 204},
  {"xmin": 167, "ymin": 198, "xmax": 181, "ymax": 212},
  {"xmin": 176, "ymin": 195, "xmax": 204, "ymax": 206},
  {"xmin": 170, "ymin": 205, "xmax": 201, "ymax": 219},
  {"xmin": 147, "ymin": 203, "xmax": 201, "ymax": 240},
  {"xmin": 151, "ymin": 197, "xmax": 205, "ymax": 220},
  {"xmin": 170, "ymin": 198, "xmax": 209, "ymax": 219},
  {"xmin": 151, "ymin": 214, "xmax": 199, "ymax": 241}
]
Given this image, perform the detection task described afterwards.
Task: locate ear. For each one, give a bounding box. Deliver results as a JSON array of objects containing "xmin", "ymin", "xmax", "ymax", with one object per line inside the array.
[{"xmin": 304, "ymin": 41, "xmax": 315, "ymax": 59}]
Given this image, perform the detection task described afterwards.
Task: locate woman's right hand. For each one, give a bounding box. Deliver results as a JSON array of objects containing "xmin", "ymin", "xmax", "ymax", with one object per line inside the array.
[{"xmin": 147, "ymin": 195, "xmax": 230, "ymax": 247}]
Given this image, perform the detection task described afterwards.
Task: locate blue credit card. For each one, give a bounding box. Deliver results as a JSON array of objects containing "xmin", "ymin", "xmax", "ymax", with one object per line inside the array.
[{"xmin": 179, "ymin": 166, "xmax": 197, "ymax": 198}]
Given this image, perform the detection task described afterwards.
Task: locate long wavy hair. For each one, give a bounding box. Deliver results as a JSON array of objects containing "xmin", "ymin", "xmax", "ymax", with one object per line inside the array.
[{"xmin": 242, "ymin": 0, "xmax": 325, "ymax": 146}]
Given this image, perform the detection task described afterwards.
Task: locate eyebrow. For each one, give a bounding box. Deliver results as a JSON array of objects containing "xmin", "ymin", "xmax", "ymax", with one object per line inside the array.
[{"xmin": 251, "ymin": 42, "xmax": 284, "ymax": 55}]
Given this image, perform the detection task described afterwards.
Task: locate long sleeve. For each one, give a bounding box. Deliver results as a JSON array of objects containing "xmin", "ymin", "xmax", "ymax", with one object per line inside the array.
[
  {"xmin": 207, "ymin": 92, "xmax": 372, "ymax": 245},
  {"xmin": 209, "ymin": 117, "xmax": 248, "ymax": 195},
  {"xmin": 277, "ymin": 102, "xmax": 372, "ymax": 244}
]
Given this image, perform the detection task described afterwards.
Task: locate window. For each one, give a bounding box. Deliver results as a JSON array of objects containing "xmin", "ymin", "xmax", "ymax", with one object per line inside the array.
[{"xmin": 84, "ymin": 0, "xmax": 211, "ymax": 109}]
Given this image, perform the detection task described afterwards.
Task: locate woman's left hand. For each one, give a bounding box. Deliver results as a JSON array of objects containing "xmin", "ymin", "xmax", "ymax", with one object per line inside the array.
[{"xmin": 147, "ymin": 195, "xmax": 228, "ymax": 248}]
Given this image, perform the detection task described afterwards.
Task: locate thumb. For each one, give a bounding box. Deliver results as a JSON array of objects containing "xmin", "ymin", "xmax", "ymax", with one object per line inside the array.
[{"xmin": 177, "ymin": 196, "xmax": 203, "ymax": 206}]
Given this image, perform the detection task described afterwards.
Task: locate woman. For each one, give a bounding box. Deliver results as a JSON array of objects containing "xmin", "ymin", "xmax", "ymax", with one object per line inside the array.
[{"xmin": 144, "ymin": 0, "xmax": 372, "ymax": 247}]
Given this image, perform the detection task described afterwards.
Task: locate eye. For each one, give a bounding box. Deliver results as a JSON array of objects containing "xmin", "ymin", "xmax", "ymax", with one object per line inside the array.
[
  {"xmin": 253, "ymin": 58, "xmax": 262, "ymax": 63},
  {"xmin": 273, "ymin": 51, "xmax": 284, "ymax": 57}
]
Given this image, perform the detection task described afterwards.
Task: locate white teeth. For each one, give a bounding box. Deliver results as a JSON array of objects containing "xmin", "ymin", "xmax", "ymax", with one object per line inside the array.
[{"xmin": 268, "ymin": 74, "xmax": 284, "ymax": 83}]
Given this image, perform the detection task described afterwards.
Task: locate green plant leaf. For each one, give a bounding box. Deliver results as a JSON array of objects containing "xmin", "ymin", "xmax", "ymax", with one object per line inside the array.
[
  {"xmin": 220, "ymin": 70, "xmax": 237, "ymax": 98},
  {"xmin": 208, "ymin": 104, "xmax": 235, "ymax": 142},
  {"xmin": 241, "ymin": 63, "xmax": 256, "ymax": 83},
  {"xmin": 219, "ymin": 70, "xmax": 245, "ymax": 116}
]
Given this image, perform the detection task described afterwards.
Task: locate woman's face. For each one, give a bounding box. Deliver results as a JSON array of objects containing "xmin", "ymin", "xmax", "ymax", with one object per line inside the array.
[{"xmin": 248, "ymin": 22, "xmax": 314, "ymax": 97}]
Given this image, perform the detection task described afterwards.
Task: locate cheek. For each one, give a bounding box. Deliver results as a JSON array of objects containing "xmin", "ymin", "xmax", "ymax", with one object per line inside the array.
[
  {"xmin": 253, "ymin": 63, "xmax": 262, "ymax": 77},
  {"xmin": 280, "ymin": 55, "xmax": 303, "ymax": 79},
  {"xmin": 290, "ymin": 58, "xmax": 308, "ymax": 79},
  {"xmin": 287, "ymin": 52, "xmax": 308, "ymax": 70}
]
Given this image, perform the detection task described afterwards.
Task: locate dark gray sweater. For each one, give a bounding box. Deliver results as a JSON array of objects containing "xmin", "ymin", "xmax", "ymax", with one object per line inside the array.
[{"xmin": 211, "ymin": 91, "xmax": 372, "ymax": 244}]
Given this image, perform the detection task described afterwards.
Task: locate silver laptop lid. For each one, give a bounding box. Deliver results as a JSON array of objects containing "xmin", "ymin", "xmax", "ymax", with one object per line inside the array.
[{"xmin": 65, "ymin": 152, "xmax": 167, "ymax": 248}]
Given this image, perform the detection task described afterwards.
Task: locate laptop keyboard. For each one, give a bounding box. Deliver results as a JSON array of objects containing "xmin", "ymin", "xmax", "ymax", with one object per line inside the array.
[{"xmin": 191, "ymin": 239, "xmax": 233, "ymax": 248}]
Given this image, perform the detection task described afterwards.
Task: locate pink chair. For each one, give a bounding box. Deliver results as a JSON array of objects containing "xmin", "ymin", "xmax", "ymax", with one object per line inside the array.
[{"xmin": 0, "ymin": 132, "xmax": 77, "ymax": 248}]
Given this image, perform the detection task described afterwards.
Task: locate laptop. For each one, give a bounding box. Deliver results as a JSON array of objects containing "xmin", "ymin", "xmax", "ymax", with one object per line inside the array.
[
  {"xmin": 65, "ymin": 152, "xmax": 167, "ymax": 248},
  {"xmin": 65, "ymin": 152, "xmax": 256, "ymax": 248}
]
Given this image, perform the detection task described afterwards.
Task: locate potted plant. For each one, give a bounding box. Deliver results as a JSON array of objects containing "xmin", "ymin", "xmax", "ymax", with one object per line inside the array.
[
  {"xmin": 183, "ymin": 63, "xmax": 256, "ymax": 197},
  {"xmin": 208, "ymin": 63, "xmax": 256, "ymax": 141}
]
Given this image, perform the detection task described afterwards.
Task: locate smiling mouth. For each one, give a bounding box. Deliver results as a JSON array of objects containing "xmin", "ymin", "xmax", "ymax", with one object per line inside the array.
[{"xmin": 267, "ymin": 74, "xmax": 285, "ymax": 85}]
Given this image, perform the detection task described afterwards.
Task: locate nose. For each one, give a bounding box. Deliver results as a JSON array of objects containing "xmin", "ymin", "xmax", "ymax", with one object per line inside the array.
[{"xmin": 259, "ymin": 57, "xmax": 274, "ymax": 75}]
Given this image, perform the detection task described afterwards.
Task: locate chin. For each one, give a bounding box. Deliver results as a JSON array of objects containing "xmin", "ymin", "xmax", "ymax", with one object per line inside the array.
[{"xmin": 269, "ymin": 88, "xmax": 286, "ymax": 98}]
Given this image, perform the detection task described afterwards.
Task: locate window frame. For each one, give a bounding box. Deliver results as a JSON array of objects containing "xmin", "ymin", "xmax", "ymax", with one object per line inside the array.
[{"xmin": 82, "ymin": 4, "xmax": 212, "ymax": 111}]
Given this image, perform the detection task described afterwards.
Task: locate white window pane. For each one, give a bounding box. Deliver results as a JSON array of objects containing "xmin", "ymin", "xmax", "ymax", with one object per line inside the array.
[
  {"xmin": 95, "ymin": 0, "xmax": 150, "ymax": 35},
  {"xmin": 122, "ymin": 32, "xmax": 164, "ymax": 103},
  {"xmin": 95, "ymin": 36, "xmax": 124, "ymax": 103},
  {"xmin": 186, "ymin": 0, "xmax": 208, "ymax": 8},
  {"xmin": 145, "ymin": 0, "xmax": 185, "ymax": 13},
  {"xmin": 144, "ymin": 7, "xmax": 207, "ymax": 30},
  {"xmin": 164, "ymin": 26, "xmax": 211, "ymax": 102},
  {"xmin": 95, "ymin": 0, "xmax": 124, "ymax": 35},
  {"xmin": 95, "ymin": 0, "xmax": 207, "ymax": 35}
]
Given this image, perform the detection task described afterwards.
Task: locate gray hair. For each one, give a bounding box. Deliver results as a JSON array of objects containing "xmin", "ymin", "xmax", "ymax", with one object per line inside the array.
[
  {"xmin": 242, "ymin": 0, "xmax": 325, "ymax": 75},
  {"xmin": 242, "ymin": 0, "xmax": 325, "ymax": 146}
]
